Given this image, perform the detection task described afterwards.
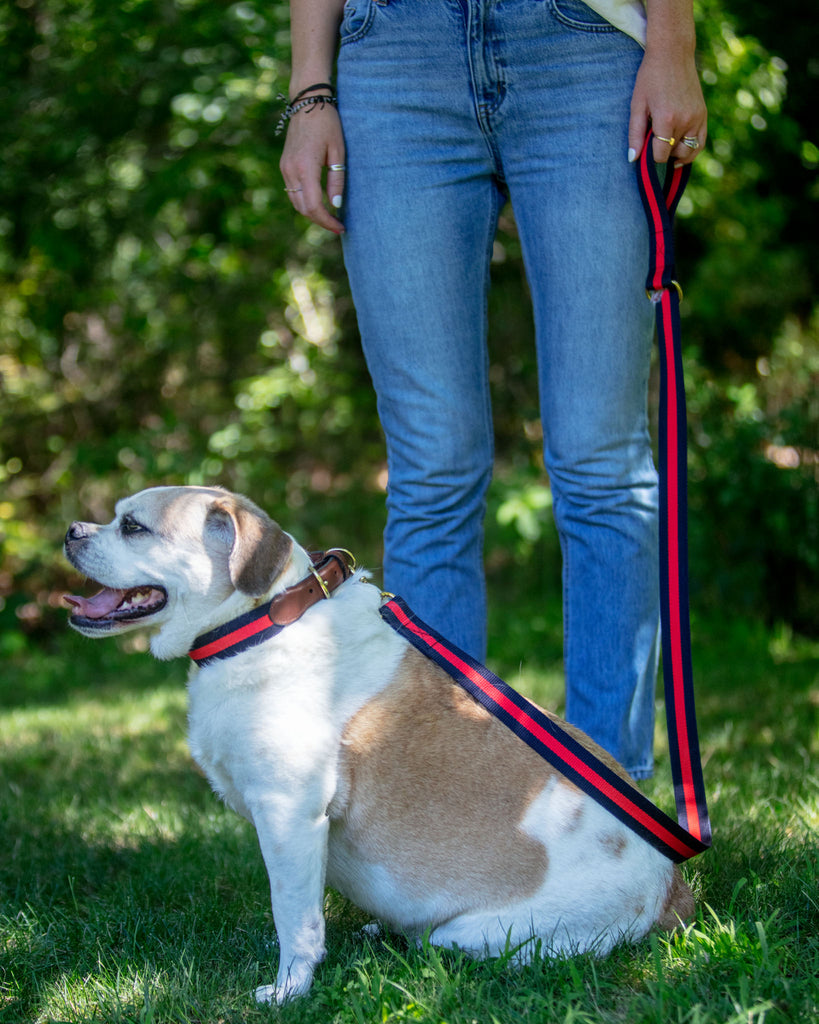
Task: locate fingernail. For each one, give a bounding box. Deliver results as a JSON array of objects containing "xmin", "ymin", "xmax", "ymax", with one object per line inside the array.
[
  {"xmin": 331, "ymin": 194, "xmax": 343, "ymax": 209},
  {"xmin": 627, "ymin": 148, "xmax": 638, "ymax": 163}
]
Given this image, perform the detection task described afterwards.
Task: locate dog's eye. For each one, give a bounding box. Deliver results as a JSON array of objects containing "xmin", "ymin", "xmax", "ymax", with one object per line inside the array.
[{"xmin": 120, "ymin": 515, "xmax": 149, "ymax": 536}]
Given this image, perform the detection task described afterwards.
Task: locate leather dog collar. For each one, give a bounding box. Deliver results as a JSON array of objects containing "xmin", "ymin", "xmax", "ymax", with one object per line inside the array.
[{"xmin": 189, "ymin": 549, "xmax": 355, "ymax": 666}]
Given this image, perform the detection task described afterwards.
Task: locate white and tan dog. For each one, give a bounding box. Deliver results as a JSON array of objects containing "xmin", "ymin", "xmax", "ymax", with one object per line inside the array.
[{"xmin": 64, "ymin": 485, "xmax": 693, "ymax": 1003}]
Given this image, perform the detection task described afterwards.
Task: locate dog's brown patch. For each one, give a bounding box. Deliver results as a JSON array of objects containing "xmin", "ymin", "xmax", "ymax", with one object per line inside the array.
[
  {"xmin": 602, "ymin": 833, "xmax": 628, "ymax": 858},
  {"xmin": 563, "ymin": 799, "xmax": 586, "ymax": 831},
  {"xmin": 334, "ymin": 647, "xmax": 551, "ymax": 908}
]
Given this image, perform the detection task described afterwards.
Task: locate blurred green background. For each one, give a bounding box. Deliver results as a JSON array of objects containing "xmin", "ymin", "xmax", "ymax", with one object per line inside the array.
[{"xmin": 0, "ymin": 0, "xmax": 816, "ymax": 662}]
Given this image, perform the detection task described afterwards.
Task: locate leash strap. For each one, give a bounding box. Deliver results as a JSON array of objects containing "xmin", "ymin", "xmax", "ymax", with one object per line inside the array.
[
  {"xmin": 381, "ymin": 136, "xmax": 711, "ymax": 862},
  {"xmin": 637, "ymin": 134, "xmax": 711, "ymax": 852},
  {"xmin": 381, "ymin": 596, "xmax": 706, "ymax": 862}
]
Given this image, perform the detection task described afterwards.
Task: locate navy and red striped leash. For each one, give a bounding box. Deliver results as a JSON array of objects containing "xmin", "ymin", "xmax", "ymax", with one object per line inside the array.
[
  {"xmin": 637, "ymin": 133, "xmax": 711, "ymax": 854},
  {"xmin": 382, "ymin": 134, "xmax": 711, "ymax": 863}
]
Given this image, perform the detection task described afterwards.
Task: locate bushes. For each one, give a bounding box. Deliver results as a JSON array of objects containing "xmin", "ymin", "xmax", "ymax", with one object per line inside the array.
[
  {"xmin": 0, "ymin": 0, "xmax": 816, "ymax": 646},
  {"xmin": 687, "ymin": 318, "xmax": 818, "ymax": 633}
]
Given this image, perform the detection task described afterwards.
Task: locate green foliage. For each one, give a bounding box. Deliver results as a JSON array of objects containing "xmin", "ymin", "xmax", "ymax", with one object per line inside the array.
[
  {"xmin": 0, "ymin": 0, "xmax": 381, "ymax": 630},
  {"xmin": 681, "ymin": 0, "xmax": 817, "ymax": 367},
  {"xmin": 0, "ymin": 0, "xmax": 817, "ymax": 643},
  {"xmin": 687, "ymin": 315, "xmax": 818, "ymax": 631}
]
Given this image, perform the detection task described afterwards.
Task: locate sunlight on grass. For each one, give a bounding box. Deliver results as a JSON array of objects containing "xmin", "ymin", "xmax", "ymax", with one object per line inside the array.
[{"xmin": 0, "ymin": 685, "xmax": 195, "ymax": 848}]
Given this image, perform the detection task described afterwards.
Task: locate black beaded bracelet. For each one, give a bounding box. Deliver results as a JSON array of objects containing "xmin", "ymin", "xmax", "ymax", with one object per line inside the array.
[
  {"xmin": 275, "ymin": 84, "xmax": 338, "ymax": 136},
  {"xmin": 290, "ymin": 82, "xmax": 335, "ymax": 104},
  {"xmin": 275, "ymin": 94, "xmax": 338, "ymax": 136}
]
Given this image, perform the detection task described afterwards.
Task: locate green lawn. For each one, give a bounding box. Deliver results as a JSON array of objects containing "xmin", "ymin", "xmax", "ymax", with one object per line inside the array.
[{"xmin": 1, "ymin": 610, "xmax": 817, "ymax": 1023}]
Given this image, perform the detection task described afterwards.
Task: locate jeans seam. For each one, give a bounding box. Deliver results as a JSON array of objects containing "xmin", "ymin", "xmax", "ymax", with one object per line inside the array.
[{"xmin": 547, "ymin": 0, "xmax": 619, "ymax": 33}]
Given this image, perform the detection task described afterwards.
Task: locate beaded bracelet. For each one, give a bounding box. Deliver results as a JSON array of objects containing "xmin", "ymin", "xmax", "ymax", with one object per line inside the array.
[
  {"xmin": 275, "ymin": 83, "xmax": 337, "ymax": 136},
  {"xmin": 291, "ymin": 82, "xmax": 335, "ymax": 104}
]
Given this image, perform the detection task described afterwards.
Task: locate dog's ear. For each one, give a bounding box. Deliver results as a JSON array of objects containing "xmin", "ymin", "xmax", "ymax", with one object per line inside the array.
[{"xmin": 205, "ymin": 497, "xmax": 293, "ymax": 597}]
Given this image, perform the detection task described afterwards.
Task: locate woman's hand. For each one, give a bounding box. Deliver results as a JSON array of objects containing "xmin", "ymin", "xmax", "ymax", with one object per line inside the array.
[
  {"xmin": 280, "ymin": 101, "xmax": 347, "ymax": 234},
  {"xmin": 627, "ymin": 0, "xmax": 707, "ymax": 166}
]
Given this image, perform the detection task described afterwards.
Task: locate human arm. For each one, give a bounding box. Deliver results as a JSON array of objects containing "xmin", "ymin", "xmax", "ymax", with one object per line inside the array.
[
  {"xmin": 280, "ymin": 0, "xmax": 347, "ymax": 233},
  {"xmin": 627, "ymin": 0, "xmax": 707, "ymax": 166}
]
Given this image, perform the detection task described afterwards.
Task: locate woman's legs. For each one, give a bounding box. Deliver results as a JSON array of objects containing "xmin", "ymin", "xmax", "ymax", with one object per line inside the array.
[
  {"xmin": 481, "ymin": 0, "xmax": 659, "ymax": 775},
  {"xmin": 338, "ymin": 0, "xmax": 659, "ymax": 774}
]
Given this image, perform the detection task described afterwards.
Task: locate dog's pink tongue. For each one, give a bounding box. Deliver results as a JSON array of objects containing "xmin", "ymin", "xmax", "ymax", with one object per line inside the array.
[{"xmin": 63, "ymin": 588, "xmax": 126, "ymax": 619}]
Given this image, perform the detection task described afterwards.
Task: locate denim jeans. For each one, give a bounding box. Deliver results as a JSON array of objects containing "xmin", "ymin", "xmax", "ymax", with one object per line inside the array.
[{"xmin": 337, "ymin": 0, "xmax": 658, "ymax": 777}]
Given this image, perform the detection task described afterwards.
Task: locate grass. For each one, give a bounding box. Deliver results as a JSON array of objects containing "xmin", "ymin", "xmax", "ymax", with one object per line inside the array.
[{"xmin": 1, "ymin": 595, "xmax": 817, "ymax": 1023}]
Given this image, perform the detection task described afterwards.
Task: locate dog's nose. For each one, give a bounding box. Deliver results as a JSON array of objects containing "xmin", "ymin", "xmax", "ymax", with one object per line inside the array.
[{"xmin": 65, "ymin": 521, "xmax": 91, "ymax": 544}]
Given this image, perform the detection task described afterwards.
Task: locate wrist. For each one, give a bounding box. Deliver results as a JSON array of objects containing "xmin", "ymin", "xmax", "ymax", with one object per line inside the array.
[
  {"xmin": 643, "ymin": 0, "xmax": 697, "ymax": 53},
  {"xmin": 276, "ymin": 91, "xmax": 338, "ymax": 136}
]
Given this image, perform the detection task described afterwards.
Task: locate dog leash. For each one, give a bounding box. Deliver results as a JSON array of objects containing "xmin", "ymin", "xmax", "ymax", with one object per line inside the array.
[
  {"xmin": 382, "ymin": 136, "xmax": 711, "ymax": 863},
  {"xmin": 637, "ymin": 133, "xmax": 711, "ymax": 854}
]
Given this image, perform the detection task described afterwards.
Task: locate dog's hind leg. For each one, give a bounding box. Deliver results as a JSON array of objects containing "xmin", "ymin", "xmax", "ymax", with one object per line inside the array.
[{"xmin": 426, "ymin": 908, "xmax": 542, "ymax": 961}]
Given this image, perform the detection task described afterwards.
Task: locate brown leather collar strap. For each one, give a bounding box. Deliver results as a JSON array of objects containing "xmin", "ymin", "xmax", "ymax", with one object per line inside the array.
[
  {"xmin": 189, "ymin": 549, "xmax": 356, "ymax": 665},
  {"xmin": 270, "ymin": 549, "xmax": 356, "ymax": 626}
]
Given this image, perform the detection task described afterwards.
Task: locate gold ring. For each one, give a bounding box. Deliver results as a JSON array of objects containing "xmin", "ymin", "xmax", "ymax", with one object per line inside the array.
[
  {"xmin": 682, "ymin": 136, "xmax": 700, "ymax": 150},
  {"xmin": 654, "ymin": 134, "xmax": 676, "ymax": 148},
  {"xmin": 284, "ymin": 186, "xmax": 303, "ymax": 193}
]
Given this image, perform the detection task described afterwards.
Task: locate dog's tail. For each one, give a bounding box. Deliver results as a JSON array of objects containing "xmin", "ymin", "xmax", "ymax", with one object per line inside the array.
[{"xmin": 656, "ymin": 866, "xmax": 695, "ymax": 932}]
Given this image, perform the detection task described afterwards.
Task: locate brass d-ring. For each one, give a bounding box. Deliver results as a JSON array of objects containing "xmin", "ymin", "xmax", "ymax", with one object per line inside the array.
[{"xmin": 646, "ymin": 280, "xmax": 684, "ymax": 303}]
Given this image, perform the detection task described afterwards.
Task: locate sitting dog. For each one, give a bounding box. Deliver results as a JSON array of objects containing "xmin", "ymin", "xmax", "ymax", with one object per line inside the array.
[{"xmin": 64, "ymin": 485, "xmax": 694, "ymax": 1003}]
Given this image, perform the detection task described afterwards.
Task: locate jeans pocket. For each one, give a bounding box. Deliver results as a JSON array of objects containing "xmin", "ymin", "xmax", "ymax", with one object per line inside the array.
[
  {"xmin": 548, "ymin": 0, "xmax": 618, "ymax": 32},
  {"xmin": 340, "ymin": 0, "xmax": 377, "ymax": 45}
]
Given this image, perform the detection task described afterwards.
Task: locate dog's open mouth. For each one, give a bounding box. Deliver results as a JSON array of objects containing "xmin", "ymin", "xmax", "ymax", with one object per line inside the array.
[{"xmin": 63, "ymin": 585, "xmax": 168, "ymax": 627}]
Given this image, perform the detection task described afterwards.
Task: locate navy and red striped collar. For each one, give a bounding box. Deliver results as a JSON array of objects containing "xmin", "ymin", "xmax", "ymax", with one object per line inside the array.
[{"xmin": 189, "ymin": 549, "xmax": 355, "ymax": 666}]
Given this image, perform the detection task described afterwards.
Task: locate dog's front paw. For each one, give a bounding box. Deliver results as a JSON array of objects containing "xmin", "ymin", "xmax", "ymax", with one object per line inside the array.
[
  {"xmin": 254, "ymin": 958, "xmax": 315, "ymax": 1005},
  {"xmin": 254, "ymin": 984, "xmax": 285, "ymax": 1005},
  {"xmin": 253, "ymin": 978, "xmax": 310, "ymax": 1006}
]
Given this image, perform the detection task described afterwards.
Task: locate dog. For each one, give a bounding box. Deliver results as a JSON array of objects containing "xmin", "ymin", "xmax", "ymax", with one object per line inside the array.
[{"xmin": 63, "ymin": 485, "xmax": 694, "ymax": 1003}]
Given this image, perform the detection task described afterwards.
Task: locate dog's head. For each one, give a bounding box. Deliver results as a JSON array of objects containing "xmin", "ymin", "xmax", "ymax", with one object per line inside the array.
[{"xmin": 64, "ymin": 486, "xmax": 298, "ymax": 659}]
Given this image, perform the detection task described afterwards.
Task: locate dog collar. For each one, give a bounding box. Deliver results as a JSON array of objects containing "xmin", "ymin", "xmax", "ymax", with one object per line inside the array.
[{"xmin": 189, "ymin": 549, "xmax": 355, "ymax": 666}]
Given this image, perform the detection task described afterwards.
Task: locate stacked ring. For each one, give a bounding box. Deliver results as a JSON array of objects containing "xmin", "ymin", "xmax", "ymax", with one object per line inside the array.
[{"xmin": 682, "ymin": 136, "xmax": 700, "ymax": 150}]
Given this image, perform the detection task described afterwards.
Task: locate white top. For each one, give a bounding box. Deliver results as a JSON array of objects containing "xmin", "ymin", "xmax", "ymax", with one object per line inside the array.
[{"xmin": 584, "ymin": 0, "xmax": 647, "ymax": 45}]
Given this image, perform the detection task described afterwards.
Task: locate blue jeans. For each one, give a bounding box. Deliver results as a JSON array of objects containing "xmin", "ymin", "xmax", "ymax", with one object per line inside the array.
[{"xmin": 337, "ymin": 0, "xmax": 658, "ymax": 777}]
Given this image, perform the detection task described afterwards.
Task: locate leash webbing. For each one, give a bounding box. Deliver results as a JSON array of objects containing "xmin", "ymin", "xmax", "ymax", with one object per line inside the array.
[
  {"xmin": 637, "ymin": 133, "xmax": 711, "ymax": 852},
  {"xmin": 381, "ymin": 135, "xmax": 711, "ymax": 863}
]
